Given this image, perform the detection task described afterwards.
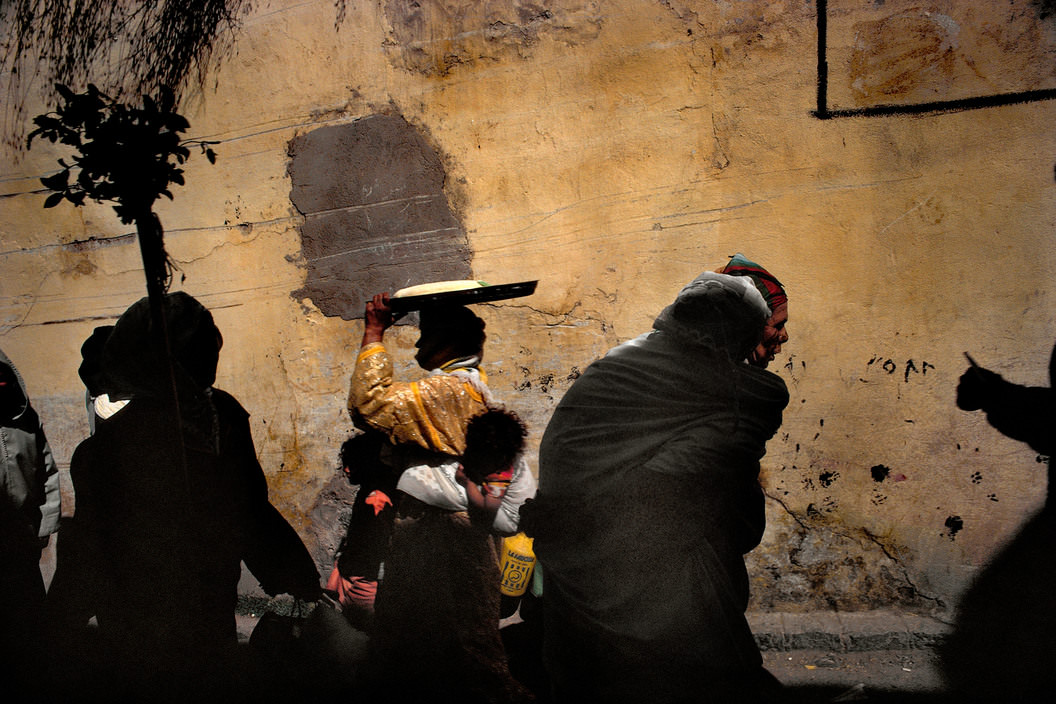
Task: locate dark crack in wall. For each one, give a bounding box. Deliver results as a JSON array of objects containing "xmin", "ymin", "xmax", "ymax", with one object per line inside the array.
[
  {"xmin": 749, "ymin": 497, "xmax": 943, "ymax": 613},
  {"xmin": 288, "ymin": 114, "xmax": 472, "ymax": 319}
]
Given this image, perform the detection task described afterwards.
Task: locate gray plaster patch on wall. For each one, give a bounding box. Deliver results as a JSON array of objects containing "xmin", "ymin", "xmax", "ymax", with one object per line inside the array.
[{"xmin": 288, "ymin": 114, "xmax": 472, "ymax": 320}]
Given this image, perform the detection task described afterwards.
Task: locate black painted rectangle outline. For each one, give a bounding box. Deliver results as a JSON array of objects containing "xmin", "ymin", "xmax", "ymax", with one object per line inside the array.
[{"xmin": 814, "ymin": 0, "xmax": 1056, "ymax": 118}]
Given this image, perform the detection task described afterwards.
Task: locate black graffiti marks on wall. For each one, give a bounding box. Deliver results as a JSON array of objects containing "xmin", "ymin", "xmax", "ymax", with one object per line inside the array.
[
  {"xmin": 804, "ymin": 497, "xmax": 839, "ymax": 518},
  {"xmin": 969, "ymin": 471, "xmax": 1001, "ymax": 502},
  {"xmin": 956, "ymin": 446, "xmax": 1002, "ymax": 502},
  {"xmin": 868, "ymin": 463, "xmax": 908, "ymax": 506},
  {"xmin": 870, "ymin": 463, "xmax": 891, "ymax": 506},
  {"xmin": 864, "ymin": 355, "xmax": 936, "ymax": 383},
  {"xmin": 514, "ymin": 366, "xmax": 581, "ymax": 397},
  {"xmin": 871, "ymin": 464, "xmax": 908, "ymax": 483},
  {"xmin": 783, "ymin": 354, "xmax": 806, "ymax": 384},
  {"xmin": 517, "ymin": 368, "xmax": 555, "ymax": 394},
  {"xmin": 942, "ymin": 514, "xmax": 965, "ymax": 541}
]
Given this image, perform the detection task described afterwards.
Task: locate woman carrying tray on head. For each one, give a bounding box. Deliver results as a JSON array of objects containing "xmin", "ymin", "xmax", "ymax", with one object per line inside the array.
[
  {"xmin": 347, "ymin": 287, "xmax": 536, "ymax": 535},
  {"xmin": 346, "ymin": 288, "xmax": 536, "ymax": 701}
]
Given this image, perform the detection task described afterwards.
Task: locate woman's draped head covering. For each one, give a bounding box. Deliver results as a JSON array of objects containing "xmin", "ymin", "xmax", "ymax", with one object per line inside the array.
[
  {"xmin": 653, "ymin": 271, "xmax": 770, "ymax": 358},
  {"xmin": 98, "ymin": 292, "xmax": 225, "ymax": 451},
  {"xmin": 720, "ymin": 253, "xmax": 787, "ymax": 315},
  {"xmin": 78, "ymin": 325, "xmax": 115, "ymax": 398},
  {"xmin": 0, "ymin": 347, "xmax": 30, "ymax": 422},
  {"xmin": 101, "ymin": 291, "xmax": 222, "ymax": 401}
]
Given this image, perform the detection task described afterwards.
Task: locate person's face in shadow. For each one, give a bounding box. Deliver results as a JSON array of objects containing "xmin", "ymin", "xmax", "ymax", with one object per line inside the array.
[
  {"xmin": 178, "ymin": 325, "xmax": 223, "ymax": 389},
  {"xmin": 414, "ymin": 307, "xmax": 484, "ymax": 370},
  {"xmin": 460, "ymin": 444, "xmax": 509, "ymax": 485},
  {"xmin": 414, "ymin": 328, "xmax": 460, "ymax": 370},
  {"xmin": 0, "ymin": 363, "xmax": 25, "ymax": 420},
  {"xmin": 748, "ymin": 302, "xmax": 789, "ymax": 369}
]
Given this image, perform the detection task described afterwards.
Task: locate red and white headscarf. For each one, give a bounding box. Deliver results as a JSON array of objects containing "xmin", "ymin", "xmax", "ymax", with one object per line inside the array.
[{"xmin": 721, "ymin": 252, "xmax": 787, "ymax": 314}]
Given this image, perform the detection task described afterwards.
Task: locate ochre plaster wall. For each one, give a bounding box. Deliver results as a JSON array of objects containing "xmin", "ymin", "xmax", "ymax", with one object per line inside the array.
[{"xmin": 2, "ymin": 0, "xmax": 1054, "ymax": 616}]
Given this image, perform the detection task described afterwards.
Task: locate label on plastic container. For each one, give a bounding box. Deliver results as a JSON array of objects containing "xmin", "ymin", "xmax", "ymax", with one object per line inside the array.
[{"xmin": 500, "ymin": 533, "xmax": 536, "ymax": 597}]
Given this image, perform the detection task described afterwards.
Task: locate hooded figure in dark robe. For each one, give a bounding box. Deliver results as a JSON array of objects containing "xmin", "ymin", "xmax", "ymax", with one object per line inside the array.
[
  {"xmin": 1, "ymin": 348, "xmax": 60, "ymax": 687},
  {"xmin": 55, "ymin": 292, "xmax": 321, "ymax": 698},
  {"xmin": 528, "ymin": 260, "xmax": 790, "ymax": 703}
]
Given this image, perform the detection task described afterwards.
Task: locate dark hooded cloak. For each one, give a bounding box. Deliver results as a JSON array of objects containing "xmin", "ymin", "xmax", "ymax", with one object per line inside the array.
[
  {"xmin": 56, "ymin": 293, "xmax": 320, "ymax": 695},
  {"xmin": 531, "ymin": 272, "xmax": 789, "ymax": 703}
]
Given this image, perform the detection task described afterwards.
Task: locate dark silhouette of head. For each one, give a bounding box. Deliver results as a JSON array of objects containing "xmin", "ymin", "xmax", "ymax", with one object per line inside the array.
[
  {"xmin": 102, "ymin": 291, "xmax": 223, "ymax": 399},
  {"xmin": 339, "ymin": 429, "xmax": 388, "ymax": 485},
  {"xmin": 414, "ymin": 305, "xmax": 486, "ymax": 369},
  {"xmin": 461, "ymin": 408, "xmax": 528, "ymax": 484}
]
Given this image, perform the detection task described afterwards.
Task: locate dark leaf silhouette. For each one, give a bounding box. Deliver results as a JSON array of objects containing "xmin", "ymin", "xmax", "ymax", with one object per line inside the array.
[
  {"xmin": 28, "ymin": 84, "xmax": 218, "ymax": 295},
  {"xmin": 40, "ymin": 170, "xmax": 69, "ymax": 190}
]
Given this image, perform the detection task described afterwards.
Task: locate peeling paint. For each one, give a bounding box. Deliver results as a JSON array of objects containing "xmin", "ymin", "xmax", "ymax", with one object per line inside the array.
[
  {"xmin": 751, "ymin": 497, "xmax": 943, "ymax": 611},
  {"xmin": 382, "ymin": 0, "xmax": 603, "ymax": 77}
]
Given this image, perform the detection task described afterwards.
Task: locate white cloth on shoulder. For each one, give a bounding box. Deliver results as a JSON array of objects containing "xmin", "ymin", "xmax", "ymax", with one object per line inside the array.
[
  {"xmin": 398, "ymin": 454, "xmax": 537, "ymax": 536},
  {"xmin": 398, "ymin": 459, "xmax": 467, "ymax": 512},
  {"xmin": 398, "ymin": 356, "xmax": 537, "ymax": 534},
  {"xmin": 94, "ymin": 393, "xmax": 130, "ymax": 420}
]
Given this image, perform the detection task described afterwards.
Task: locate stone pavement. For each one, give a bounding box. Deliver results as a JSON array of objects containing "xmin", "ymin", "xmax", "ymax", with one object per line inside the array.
[
  {"xmin": 238, "ymin": 605, "xmax": 955, "ymax": 657},
  {"xmin": 239, "ymin": 600, "xmax": 954, "ymax": 652}
]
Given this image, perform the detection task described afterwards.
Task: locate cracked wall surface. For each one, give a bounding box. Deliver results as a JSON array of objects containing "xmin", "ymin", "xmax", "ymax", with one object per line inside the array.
[{"xmin": 2, "ymin": 0, "xmax": 1055, "ymax": 616}]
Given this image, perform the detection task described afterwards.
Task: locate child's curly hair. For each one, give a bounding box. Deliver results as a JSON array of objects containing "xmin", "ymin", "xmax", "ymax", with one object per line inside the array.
[{"xmin": 461, "ymin": 408, "xmax": 528, "ymax": 483}]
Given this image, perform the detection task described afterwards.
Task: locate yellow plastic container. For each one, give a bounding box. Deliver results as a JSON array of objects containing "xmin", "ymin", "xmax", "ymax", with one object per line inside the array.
[{"xmin": 500, "ymin": 532, "xmax": 536, "ymax": 597}]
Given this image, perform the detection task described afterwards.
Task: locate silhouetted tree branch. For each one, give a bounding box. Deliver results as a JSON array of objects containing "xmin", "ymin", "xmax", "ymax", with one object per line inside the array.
[
  {"xmin": 28, "ymin": 83, "xmax": 216, "ymax": 297},
  {"xmin": 27, "ymin": 82, "xmax": 219, "ymax": 495}
]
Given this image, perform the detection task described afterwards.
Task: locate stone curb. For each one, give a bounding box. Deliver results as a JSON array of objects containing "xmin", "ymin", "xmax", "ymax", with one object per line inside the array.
[{"xmin": 748, "ymin": 611, "xmax": 952, "ymax": 652}]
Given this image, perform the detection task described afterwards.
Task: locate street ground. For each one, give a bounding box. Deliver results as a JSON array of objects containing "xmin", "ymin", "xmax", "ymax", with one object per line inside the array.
[
  {"xmin": 765, "ymin": 648, "xmax": 949, "ymax": 702},
  {"xmin": 236, "ymin": 609, "xmax": 955, "ymax": 702}
]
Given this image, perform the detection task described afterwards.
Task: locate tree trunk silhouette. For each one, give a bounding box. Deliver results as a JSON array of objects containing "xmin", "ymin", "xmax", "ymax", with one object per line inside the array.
[{"xmin": 134, "ymin": 208, "xmax": 191, "ymax": 496}]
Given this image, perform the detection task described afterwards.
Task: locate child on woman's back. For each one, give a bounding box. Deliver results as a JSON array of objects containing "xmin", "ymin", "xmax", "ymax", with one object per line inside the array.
[
  {"xmin": 365, "ymin": 408, "xmax": 534, "ymax": 703},
  {"xmin": 456, "ymin": 409, "xmax": 528, "ymax": 525}
]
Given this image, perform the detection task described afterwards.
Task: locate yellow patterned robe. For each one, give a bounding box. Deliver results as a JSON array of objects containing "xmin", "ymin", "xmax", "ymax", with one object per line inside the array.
[{"xmin": 348, "ymin": 342, "xmax": 488, "ymax": 456}]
